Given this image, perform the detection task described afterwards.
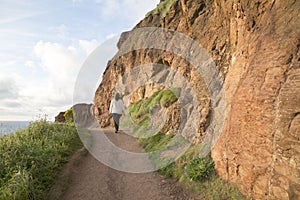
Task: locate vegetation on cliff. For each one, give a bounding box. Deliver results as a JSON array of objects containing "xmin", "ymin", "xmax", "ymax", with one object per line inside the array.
[
  {"xmin": 64, "ymin": 107, "xmax": 74, "ymax": 123},
  {"xmin": 125, "ymin": 89, "xmax": 246, "ymax": 199},
  {"xmin": 127, "ymin": 88, "xmax": 178, "ymax": 121},
  {"xmin": 55, "ymin": 107, "xmax": 74, "ymax": 123},
  {"xmin": 0, "ymin": 120, "xmax": 82, "ymax": 199},
  {"xmin": 146, "ymin": 0, "xmax": 178, "ymax": 18}
]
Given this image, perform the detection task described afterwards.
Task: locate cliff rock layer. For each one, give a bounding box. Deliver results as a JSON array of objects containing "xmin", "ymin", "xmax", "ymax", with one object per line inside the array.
[{"xmin": 94, "ymin": 0, "xmax": 300, "ymax": 199}]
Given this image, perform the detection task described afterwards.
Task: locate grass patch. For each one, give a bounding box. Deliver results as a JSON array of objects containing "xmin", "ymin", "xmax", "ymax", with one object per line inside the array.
[
  {"xmin": 0, "ymin": 120, "xmax": 82, "ymax": 200},
  {"xmin": 151, "ymin": 142, "xmax": 246, "ymax": 199},
  {"xmin": 185, "ymin": 157, "xmax": 215, "ymax": 181},
  {"xmin": 146, "ymin": 0, "xmax": 178, "ymax": 18},
  {"xmin": 139, "ymin": 132, "xmax": 174, "ymax": 152},
  {"xmin": 122, "ymin": 88, "xmax": 179, "ymax": 139},
  {"xmin": 128, "ymin": 88, "xmax": 178, "ymax": 121}
]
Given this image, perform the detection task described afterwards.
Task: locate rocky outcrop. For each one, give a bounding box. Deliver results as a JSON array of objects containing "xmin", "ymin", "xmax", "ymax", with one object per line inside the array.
[
  {"xmin": 55, "ymin": 112, "xmax": 66, "ymax": 123},
  {"xmin": 73, "ymin": 104, "xmax": 98, "ymax": 128},
  {"xmin": 94, "ymin": 0, "xmax": 300, "ymax": 199}
]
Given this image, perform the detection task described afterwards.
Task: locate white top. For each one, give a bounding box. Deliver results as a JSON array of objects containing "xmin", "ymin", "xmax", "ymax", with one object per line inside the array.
[{"xmin": 109, "ymin": 99, "xmax": 126, "ymax": 115}]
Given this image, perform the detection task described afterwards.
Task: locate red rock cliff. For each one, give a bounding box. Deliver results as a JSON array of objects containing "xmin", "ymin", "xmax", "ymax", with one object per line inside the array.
[{"xmin": 94, "ymin": 0, "xmax": 300, "ymax": 199}]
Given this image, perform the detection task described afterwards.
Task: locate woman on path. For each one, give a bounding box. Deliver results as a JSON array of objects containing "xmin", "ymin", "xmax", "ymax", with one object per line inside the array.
[{"xmin": 109, "ymin": 93, "xmax": 126, "ymax": 133}]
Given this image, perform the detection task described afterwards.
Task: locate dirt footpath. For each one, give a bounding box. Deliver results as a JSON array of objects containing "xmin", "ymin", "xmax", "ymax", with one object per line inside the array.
[{"xmin": 61, "ymin": 128, "xmax": 196, "ymax": 200}]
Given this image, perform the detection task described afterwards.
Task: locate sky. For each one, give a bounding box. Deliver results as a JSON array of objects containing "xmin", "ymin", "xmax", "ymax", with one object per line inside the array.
[{"xmin": 0, "ymin": 0, "xmax": 160, "ymax": 121}]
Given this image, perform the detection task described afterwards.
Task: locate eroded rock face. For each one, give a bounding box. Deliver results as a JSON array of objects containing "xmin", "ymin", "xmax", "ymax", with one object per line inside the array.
[
  {"xmin": 129, "ymin": 84, "xmax": 166, "ymax": 104},
  {"xmin": 94, "ymin": 0, "xmax": 300, "ymax": 199},
  {"xmin": 55, "ymin": 112, "xmax": 66, "ymax": 123}
]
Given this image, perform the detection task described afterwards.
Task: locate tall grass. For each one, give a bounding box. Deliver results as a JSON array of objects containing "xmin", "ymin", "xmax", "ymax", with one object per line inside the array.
[{"xmin": 0, "ymin": 120, "xmax": 82, "ymax": 200}]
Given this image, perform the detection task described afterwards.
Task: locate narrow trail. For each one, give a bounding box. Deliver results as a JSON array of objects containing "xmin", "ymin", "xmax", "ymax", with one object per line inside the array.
[{"xmin": 61, "ymin": 128, "xmax": 196, "ymax": 200}]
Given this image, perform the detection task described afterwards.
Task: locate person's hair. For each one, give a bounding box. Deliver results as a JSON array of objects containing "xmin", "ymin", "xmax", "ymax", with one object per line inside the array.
[{"xmin": 114, "ymin": 93, "xmax": 121, "ymax": 101}]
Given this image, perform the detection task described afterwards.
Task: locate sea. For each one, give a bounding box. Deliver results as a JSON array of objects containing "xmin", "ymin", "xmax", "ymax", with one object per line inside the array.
[{"xmin": 0, "ymin": 121, "xmax": 30, "ymax": 137}]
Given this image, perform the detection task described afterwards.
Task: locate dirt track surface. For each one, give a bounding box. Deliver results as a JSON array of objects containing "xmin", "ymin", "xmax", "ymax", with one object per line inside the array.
[{"xmin": 61, "ymin": 128, "xmax": 196, "ymax": 200}]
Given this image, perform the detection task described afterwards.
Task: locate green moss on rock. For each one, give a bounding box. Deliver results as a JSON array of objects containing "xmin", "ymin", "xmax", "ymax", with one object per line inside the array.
[{"xmin": 146, "ymin": 0, "xmax": 178, "ymax": 18}]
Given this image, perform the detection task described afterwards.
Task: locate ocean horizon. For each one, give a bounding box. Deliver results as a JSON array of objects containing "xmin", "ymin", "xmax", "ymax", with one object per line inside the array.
[{"xmin": 0, "ymin": 121, "xmax": 30, "ymax": 137}]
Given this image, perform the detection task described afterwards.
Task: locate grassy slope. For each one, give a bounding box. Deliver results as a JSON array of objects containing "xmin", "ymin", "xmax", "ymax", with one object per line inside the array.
[
  {"xmin": 146, "ymin": 0, "xmax": 178, "ymax": 18},
  {"xmin": 126, "ymin": 89, "xmax": 246, "ymax": 199},
  {"xmin": 0, "ymin": 120, "xmax": 82, "ymax": 200}
]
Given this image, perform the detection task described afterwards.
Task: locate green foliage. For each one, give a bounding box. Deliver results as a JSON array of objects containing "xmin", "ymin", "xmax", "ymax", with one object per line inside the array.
[
  {"xmin": 185, "ymin": 157, "xmax": 215, "ymax": 181},
  {"xmin": 158, "ymin": 144, "xmax": 201, "ymax": 180},
  {"xmin": 146, "ymin": 0, "xmax": 178, "ymax": 18},
  {"xmin": 0, "ymin": 120, "xmax": 82, "ymax": 199},
  {"xmin": 121, "ymin": 88, "xmax": 179, "ymax": 140},
  {"xmin": 139, "ymin": 132, "xmax": 174, "ymax": 152},
  {"xmin": 64, "ymin": 107, "xmax": 74, "ymax": 123},
  {"xmin": 152, "ymin": 143, "xmax": 246, "ymax": 199},
  {"xmin": 0, "ymin": 169, "xmax": 35, "ymax": 200},
  {"xmin": 159, "ymin": 89, "xmax": 178, "ymax": 107},
  {"xmin": 128, "ymin": 88, "xmax": 178, "ymax": 120}
]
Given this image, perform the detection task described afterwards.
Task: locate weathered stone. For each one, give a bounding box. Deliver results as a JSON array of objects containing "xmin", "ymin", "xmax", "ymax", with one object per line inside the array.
[{"xmin": 54, "ymin": 112, "xmax": 66, "ymax": 123}]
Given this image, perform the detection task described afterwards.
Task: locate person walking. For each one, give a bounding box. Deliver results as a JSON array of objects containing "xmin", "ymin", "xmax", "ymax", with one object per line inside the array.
[{"xmin": 109, "ymin": 93, "xmax": 126, "ymax": 133}]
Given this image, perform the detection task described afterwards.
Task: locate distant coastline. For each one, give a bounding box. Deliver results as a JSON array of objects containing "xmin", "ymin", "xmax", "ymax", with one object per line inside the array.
[{"xmin": 0, "ymin": 121, "xmax": 30, "ymax": 136}]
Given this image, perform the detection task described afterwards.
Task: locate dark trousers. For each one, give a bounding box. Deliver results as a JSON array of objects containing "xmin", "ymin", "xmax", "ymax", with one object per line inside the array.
[{"xmin": 112, "ymin": 113, "xmax": 122, "ymax": 132}]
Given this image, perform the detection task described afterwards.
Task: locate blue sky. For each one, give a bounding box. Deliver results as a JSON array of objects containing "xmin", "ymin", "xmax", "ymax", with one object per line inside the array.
[{"xmin": 0, "ymin": 0, "xmax": 159, "ymax": 121}]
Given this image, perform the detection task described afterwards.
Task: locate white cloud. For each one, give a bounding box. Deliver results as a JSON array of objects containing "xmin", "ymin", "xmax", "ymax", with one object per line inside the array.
[
  {"xmin": 0, "ymin": 76, "xmax": 19, "ymax": 99},
  {"xmin": 34, "ymin": 41, "xmax": 80, "ymax": 70},
  {"xmin": 79, "ymin": 39, "xmax": 100, "ymax": 55},
  {"xmin": 0, "ymin": 37, "xmax": 104, "ymax": 120},
  {"xmin": 24, "ymin": 60, "xmax": 39, "ymax": 72},
  {"xmin": 0, "ymin": 0, "xmax": 159, "ymax": 121},
  {"xmin": 0, "ymin": 60, "xmax": 17, "ymax": 69},
  {"xmin": 33, "ymin": 41, "xmax": 83, "ymax": 105},
  {"xmin": 28, "ymin": 39, "xmax": 101, "ymax": 115}
]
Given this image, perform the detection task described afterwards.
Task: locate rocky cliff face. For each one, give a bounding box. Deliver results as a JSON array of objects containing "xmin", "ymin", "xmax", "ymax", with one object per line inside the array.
[{"xmin": 94, "ymin": 0, "xmax": 300, "ymax": 199}]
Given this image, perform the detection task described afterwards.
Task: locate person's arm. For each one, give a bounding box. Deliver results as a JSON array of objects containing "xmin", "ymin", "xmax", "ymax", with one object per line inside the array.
[
  {"xmin": 109, "ymin": 100, "xmax": 113, "ymax": 113},
  {"xmin": 121, "ymin": 100, "xmax": 126, "ymax": 115}
]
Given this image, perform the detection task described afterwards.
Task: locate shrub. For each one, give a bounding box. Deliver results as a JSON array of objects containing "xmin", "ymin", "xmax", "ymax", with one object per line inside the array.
[
  {"xmin": 0, "ymin": 169, "xmax": 35, "ymax": 200},
  {"xmin": 0, "ymin": 120, "xmax": 82, "ymax": 199},
  {"xmin": 64, "ymin": 107, "xmax": 74, "ymax": 123},
  {"xmin": 185, "ymin": 157, "xmax": 215, "ymax": 182}
]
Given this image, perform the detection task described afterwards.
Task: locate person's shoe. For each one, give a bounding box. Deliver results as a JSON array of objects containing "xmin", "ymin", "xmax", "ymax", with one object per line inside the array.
[{"xmin": 115, "ymin": 130, "xmax": 118, "ymax": 133}]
